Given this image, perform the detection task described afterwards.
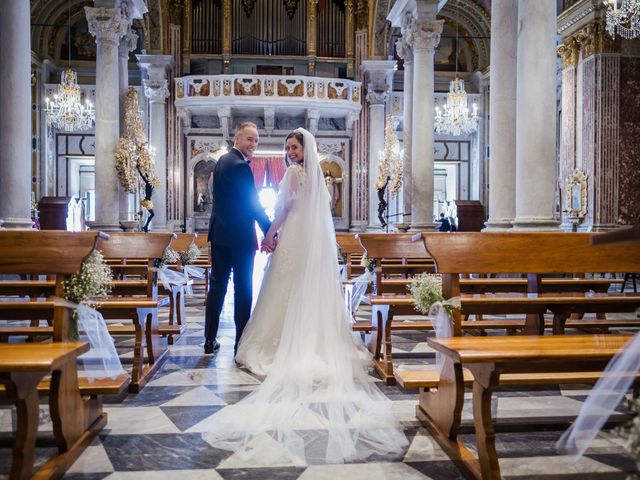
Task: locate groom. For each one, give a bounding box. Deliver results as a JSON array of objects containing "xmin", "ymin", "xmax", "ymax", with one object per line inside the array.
[{"xmin": 205, "ymin": 122, "xmax": 274, "ymax": 354}]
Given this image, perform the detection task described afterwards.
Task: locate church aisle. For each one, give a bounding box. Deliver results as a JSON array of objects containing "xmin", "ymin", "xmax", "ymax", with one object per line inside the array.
[{"xmin": 0, "ymin": 287, "xmax": 636, "ymax": 479}]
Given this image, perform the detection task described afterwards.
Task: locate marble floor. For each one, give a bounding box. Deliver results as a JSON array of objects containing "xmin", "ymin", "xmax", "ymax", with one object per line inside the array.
[{"xmin": 0, "ymin": 278, "xmax": 639, "ymax": 479}]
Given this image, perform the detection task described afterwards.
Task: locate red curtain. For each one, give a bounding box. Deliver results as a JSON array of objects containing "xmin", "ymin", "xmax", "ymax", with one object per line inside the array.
[
  {"xmin": 267, "ymin": 157, "xmax": 287, "ymax": 191},
  {"xmin": 249, "ymin": 157, "xmax": 268, "ymax": 188}
]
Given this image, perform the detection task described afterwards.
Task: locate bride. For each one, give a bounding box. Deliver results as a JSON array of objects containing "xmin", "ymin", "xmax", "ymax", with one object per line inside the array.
[{"xmin": 202, "ymin": 128, "xmax": 408, "ymax": 465}]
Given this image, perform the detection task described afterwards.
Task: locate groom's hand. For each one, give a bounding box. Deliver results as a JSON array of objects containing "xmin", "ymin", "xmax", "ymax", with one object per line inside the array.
[{"xmin": 261, "ymin": 238, "xmax": 275, "ymax": 253}]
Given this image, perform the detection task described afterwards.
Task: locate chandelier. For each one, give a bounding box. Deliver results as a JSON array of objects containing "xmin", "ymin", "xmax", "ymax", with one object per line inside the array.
[
  {"xmin": 45, "ymin": 69, "xmax": 95, "ymax": 132},
  {"xmin": 433, "ymin": 0, "xmax": 478, "ymax": 137},
  {"xmin": 434, "ymin": 78, "xmax": 479, "ymax": 136},
  {"xmin": 605, "ymin": 0, "xmax": 640, "ymax": 39},
  {"xmin": 44, "ymin": 0, "xmax": 95, "ymax": 132}
]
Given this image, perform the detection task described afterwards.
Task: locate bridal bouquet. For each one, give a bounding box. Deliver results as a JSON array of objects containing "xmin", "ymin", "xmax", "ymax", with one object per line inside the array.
[
  {"xmin": 179, "ymin": 243, "xmax": 200, "ymax": 266},
  {"xmin": 63, "ymin": 250, "xmax": 113, "ymax": 338},
  {"xmin": 408, "ymin": 273, "xmax": 454, "ymax": 315}
]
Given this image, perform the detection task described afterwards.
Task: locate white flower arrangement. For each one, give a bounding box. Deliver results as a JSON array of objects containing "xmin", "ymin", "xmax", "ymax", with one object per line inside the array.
[
  {"xmin": 179, "ymin": 243, "xmax": 200, "ymax": 266},
  {"xmin": 63, "ymin": 250, "xmax": 113, "ymax": 338},
  {"xmin": 408, "ymin": 273, "xmax": 454, "ymax": 315},
  {"xmin": 157, "ymin": 247, "xmax": 179, "ymax": 268},
  {"xmin": 615, "ymin": 398, "xmax": 640, "ymax": 460},
  {"xmin": 360, "ymin": 253, "xmax": 375, "ymax": 272}
]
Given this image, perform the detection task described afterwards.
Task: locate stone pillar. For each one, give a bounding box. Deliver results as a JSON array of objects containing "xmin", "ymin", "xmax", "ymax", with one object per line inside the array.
[
  {"xmin": 395, "ymin": 29, "xmax": 413, "ymax": 226},
  {"xmin": 407, "ymin": 16, "xmax": 443, "ymax": 231},
  {"xmin": 0, "ymin": 1, "xmax": 33, "ymax": 229},
  {"xmin": 118, "ymin": 29, "xmax": 138, "ymax": 222},
  {"xmin": 557, "ymin": 36, "xmax": 580, "ymax": 230},
  {"xmin": 86, "ymin": 6, "xmax": 127, "ymax": 231},
  {"xmin": 307, "ymin": 108, "xmax": 321, "ymax": 136},
  {"xmin": 484, "ymin": 0, "xmax": 517, "ymax": 230},
  {"xmin": 512, "ymin": 0, "xmax": 559, "ymax": 230},
  {"xmin": 361, "ymin": 60, "xmax": 395, "ymax": 230},
  {"xmin": 138, "ymin": 55, "xmax": 174, "ymax": 231}
]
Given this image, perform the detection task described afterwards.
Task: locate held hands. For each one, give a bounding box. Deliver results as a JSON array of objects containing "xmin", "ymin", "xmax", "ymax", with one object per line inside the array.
[{"xmin": 261, "ymin": 234, "xmax": 277, "ymax": 253}]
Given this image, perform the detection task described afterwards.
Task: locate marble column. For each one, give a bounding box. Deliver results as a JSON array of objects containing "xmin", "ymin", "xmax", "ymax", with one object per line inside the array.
[
  {"xmin": 407, "ymin": 17, "xmax": 443, "ymax": 231},
  {"xmin": 395, "ymin": 31, "xmax": 413, "ymax": 226},
  {"xmin": 512, "ymin": 0, "xmax": 559, "ymax": 230},
  {"xmin": 361, "ymin": 60, "xmax": 395, "ymax": 230},
  {"xmin": 118, "ymin": 29, "xmax": 138, "ymax": 222},
  {"xmin": 484, "ymin": 0, "xmax": 517, "ymax": 230},
  {"xmin": 0, "ymin": 1, "xmax": 32, "ymax": 229},
  {"xmin": 138, "ymin": 55, "xmax": 174, "ymax": 231},
  {"xmin": 86, "ymin": 7, "xmax": 127, "ymax": 231}
]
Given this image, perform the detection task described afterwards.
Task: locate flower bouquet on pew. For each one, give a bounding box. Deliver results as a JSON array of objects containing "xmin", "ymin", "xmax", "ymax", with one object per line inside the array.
[
  {"xmin": 178, "ymin": 244, "xmax": 205, "ymax": 294},
  {"xmin": 408, "ymin": 273, "xmax": 455, "ymax": 316},
  {"xmin": 63, "ymin": 250, "xmax": 113, "ymax": 339}
]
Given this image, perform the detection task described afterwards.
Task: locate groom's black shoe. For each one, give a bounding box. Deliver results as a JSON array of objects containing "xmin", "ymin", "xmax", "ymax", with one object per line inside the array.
[{"xmin": 204, "ymin": 338, "xmax": 220, "ymax": 355}]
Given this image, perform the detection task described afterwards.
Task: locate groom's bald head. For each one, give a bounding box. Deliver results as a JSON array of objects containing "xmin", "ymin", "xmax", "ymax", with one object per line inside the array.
[{"xmin": 234, "ymin": 122, "xmax": 259, "ymax": 159}]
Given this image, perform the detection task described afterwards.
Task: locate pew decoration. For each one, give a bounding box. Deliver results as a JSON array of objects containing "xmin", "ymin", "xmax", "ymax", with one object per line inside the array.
[
  {"xmin": 409, "ymin": 273, "xmax": 460, "ymax": 372},
  {"xmin": 155, "ymin": 247, "xmax": 188, "ymax": 290},
  {"xmin": 63, "ymin": 250, "xmax": 113, "ymax": 338},
  {"xmin": 615, "ymin": 397, "xmax": 640, "ymax": 460},
  {"xmin": 360, "ymin": 253, "xmax": 375, "ymax": 272},
  {"xmin": 60, "ymin": 251, "xmax": 123, "ymax": 381},
  {"xmin": 179, "ymin": 244, "xmax": 205, "ymax": 295}
]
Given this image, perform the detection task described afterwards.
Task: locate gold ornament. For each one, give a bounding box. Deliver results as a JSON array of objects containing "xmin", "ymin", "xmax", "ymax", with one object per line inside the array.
[
  {"xmin": 375, "ymin": 115, "xmax": 403, "ymax": 197},
  {"xmin": 114, "ymin": 88, "xmax": 160, "ymax": 193}
]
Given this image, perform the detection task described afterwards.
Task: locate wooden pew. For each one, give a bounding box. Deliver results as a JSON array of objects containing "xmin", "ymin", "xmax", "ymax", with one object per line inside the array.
[
  {"xmin": 362, "ymin": 232, "xmax": 639, "ymax": 383},
  {"xmin": 0, "ymin": 343, "xmax": 101, "ymax": 480},
  {"xmin": 410, "ymin": 334, "xmax": 635, "ymax": 480},
  {"xmin": 97, "ymin": 232, "xmax": 175, "ymax": 391},
  {"xmin": 418, "ymin": 232, "xmax": 640, "ymax": 336},
  {"xmin": 0, "ymin": 231, "xmax": 124, "ymax": 479},
  {"xmin": 193, "ymin": 233, "xmax": 211, "ymax": 301},
  {"xmin": 336, "ymin": 233, "xmax": 365, "ymax": 279}
]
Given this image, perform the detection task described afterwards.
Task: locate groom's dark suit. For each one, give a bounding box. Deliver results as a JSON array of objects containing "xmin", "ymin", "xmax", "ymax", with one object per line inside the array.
[{"xmin": 205, "ymin": 147, "xmax": 271, "ymax": 352}]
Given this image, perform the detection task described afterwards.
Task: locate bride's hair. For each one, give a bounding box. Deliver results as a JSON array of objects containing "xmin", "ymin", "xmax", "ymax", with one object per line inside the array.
[{"xmin": 284, "ymin": 130, "xmax": 305, "ymax": 167}]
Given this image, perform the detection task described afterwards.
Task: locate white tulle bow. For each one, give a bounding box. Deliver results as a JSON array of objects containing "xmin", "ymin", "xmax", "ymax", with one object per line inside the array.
[
  {"xmin": 156, "ymin": 265, "xmax": 189, "ymax": 291},
  {"xmin": 53, "ymin": 297, "xmax": 125, "ymax": 382},
  {"xmin": 181, "ymin": 265, "xmax": 206, "ymax": 295},
  {"xmin": 428, "ymin": 297, "xmax": 461, "ymax": 376}
]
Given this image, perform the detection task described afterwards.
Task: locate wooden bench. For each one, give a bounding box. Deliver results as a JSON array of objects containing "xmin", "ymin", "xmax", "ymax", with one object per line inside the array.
[
  {"xmin": 412, "ymin": 334, "xmax": 635, "ymax": 480},
  {"xmin": 336, "ymin": 232, "xmax": 365, "ymax": 278},
  {"xmin": 0, "ymin": 231, "xmax": 129, "ymax": 479},
  {"xmin": 0, "ymin": 342, "xmax": 104, "ymax": 480},
  {"xmin": 417, "ymin": 232, "xmax": 640, "ymax": 336}
]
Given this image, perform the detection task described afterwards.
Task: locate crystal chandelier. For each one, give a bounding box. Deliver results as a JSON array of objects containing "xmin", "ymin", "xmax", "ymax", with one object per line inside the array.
[
  {"xmin": 45, "ymin": 69, "xmax": 95, "ymax": 132},
  {"xmin": 434, "ymin": 78, "xmax": 479, "ymax": 136},
  {"xmin": 605, "ymin": 0, "xmax": 640, "ymax": 39},
  {"xmin": 44, "ymin": 0, "xmax": 95, "ymax": 132},
  {"xmin": 433, "ymin": 0, "xmax": 478, "ymax": 137}
]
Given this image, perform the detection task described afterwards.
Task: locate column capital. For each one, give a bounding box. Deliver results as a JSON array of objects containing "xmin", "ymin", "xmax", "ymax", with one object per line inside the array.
[
  {"xmin": 407, "ymin": 19, "xmax": 443, "ymax": 53},
  {"xmin": 119, "ymin": 29, "xmax": 139, "ymax": 57},
  {"xmin": 143, "ymin": 79, "xmax": 169, "ymax": 102},
  {"xmin": 395, "ymin": 37, "xmax": 414, "ymax": 64},
  {"xmin": 366, "ymin": 90, "xmax": 388, "ymax": 105},
  {"xmin": 137, "ymin": 54, "xmax": 175, "ymax": 81},
  {"xmin": 85, "ymin": 7, "xmax": 127, "ymax": 45}
]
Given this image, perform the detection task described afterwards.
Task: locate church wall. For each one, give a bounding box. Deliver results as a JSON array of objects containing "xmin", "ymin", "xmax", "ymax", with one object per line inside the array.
[{"xmin": 618, "ymin": 56, "xmax": 640, "ymax": 225}]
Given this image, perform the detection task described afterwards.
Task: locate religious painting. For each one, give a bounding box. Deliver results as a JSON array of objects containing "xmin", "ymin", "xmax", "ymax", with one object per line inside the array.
[{"xmin": 60, "ymin": 20, "xmax": 96, "ymax": 61}]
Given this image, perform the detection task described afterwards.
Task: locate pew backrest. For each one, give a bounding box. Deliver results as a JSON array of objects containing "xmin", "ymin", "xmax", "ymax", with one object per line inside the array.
[{"xmin": 98, "ymin": 232, "xmax": 175, "ymax": 260}]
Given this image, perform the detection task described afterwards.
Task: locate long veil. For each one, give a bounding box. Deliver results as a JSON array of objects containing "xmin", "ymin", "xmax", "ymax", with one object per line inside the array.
[{"xmin": 201, "ymin": 128, "xmax": 408, "ymax": 465}]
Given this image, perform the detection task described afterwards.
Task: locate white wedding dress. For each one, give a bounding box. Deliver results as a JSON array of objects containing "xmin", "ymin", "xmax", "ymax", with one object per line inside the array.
[{"xmin": 202, "ymin": 128, "xmax": 408, "ymax": 465}]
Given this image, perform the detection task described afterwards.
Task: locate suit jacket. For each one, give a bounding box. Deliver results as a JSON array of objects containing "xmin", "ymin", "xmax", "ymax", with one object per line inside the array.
[{"xmin": 208, "ymin": 148, "xmax": 271, "ymax": 250}]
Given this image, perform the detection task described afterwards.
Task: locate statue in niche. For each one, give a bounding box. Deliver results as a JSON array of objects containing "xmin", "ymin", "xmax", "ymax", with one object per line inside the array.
[
  {"xmin": 193, "ymin": 159, "xmax": 216, "ymax": 215},
  {"xmin": 320, "ymin": 160, "xmax": 344, "ymax": 218}
]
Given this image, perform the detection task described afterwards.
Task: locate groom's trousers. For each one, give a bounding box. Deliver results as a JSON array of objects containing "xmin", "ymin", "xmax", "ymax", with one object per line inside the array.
[{"xmin": 205, "ymin": 244, "xmax": 255, "ymax": 353}]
